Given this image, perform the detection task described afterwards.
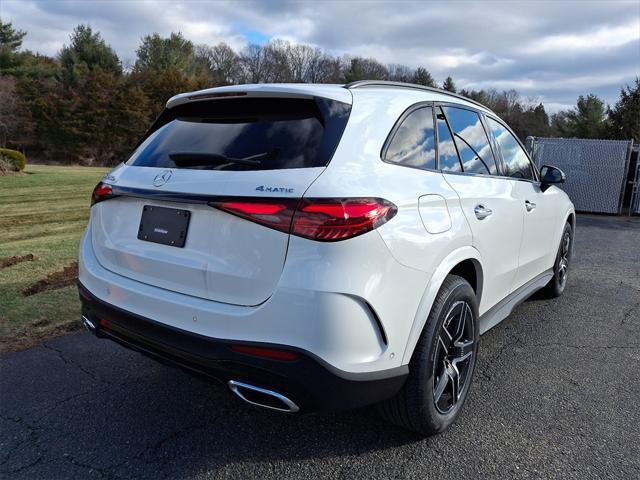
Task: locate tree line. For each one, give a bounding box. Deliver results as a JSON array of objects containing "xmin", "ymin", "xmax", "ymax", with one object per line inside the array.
[{"xmin": 1, "ymin": 21, "xmax": 638, "ymax": 166}]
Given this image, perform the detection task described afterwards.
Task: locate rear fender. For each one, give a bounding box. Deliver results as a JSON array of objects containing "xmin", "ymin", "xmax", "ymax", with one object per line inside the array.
[{"xmin": 400, "ymin": 246, "xmax": 482, "ymax": 365}]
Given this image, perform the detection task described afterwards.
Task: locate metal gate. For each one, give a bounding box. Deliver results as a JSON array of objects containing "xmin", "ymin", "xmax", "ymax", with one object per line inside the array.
[{"xmin": 528, "ymin": 137, "xmax": 633, "ymax": 214}]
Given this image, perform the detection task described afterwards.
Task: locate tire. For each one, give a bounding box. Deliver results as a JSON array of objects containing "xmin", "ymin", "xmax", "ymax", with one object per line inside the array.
[
  {"xmin": 540, "ymin": 222, "xmax": 573, "ymax": 298},
  {"xmin": 378, "ymin": 274, "xmax": 479, "ymax": 436}
]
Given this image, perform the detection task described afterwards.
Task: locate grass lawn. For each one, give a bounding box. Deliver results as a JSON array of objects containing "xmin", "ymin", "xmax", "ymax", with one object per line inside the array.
[{"xmin": 0, "ymin": 164, "xmax": 108, "ymax": 352}]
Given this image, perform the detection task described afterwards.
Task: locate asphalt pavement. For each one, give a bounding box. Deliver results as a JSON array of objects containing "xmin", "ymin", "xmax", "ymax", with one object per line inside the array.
[{"xmin": 1, "ymin": 214, "xmax": 639, "ymax": 479}]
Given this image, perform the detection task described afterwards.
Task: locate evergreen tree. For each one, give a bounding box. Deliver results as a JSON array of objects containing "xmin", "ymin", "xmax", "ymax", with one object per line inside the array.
[
  {"xmin": 442, "ymin": 76, "xmax": 456, "ymax": 92},
  {"xmin": 0, "ymin": 19, "xmax": 27, "ymax": 70},
  {"xmin": 608, "ymin": 78, "xmax": 640, "ymax": 141},
  {"xmin": 135, "ymin": 32, "xmax": 194, "ymax": 72},
  {"xmin": 412, "ymin": 67, "xmax": 436, "ymax": 87},
  {"xmin": 552, "ymin": 94, "xmax": 608, "ymax": 138},
  {"xmin": 59, "ymin": 25, "xmax": 121, "ymax": 85}
]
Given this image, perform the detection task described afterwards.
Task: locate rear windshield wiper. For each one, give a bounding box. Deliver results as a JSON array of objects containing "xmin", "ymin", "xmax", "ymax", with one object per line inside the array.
[{"xmin": 168, "ymin": 151, "xmax": 276, "ymax": 167}]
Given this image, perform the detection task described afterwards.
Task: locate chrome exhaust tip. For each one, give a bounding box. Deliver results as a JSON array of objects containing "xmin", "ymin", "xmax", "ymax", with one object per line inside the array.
[
  {"xmin": 228, "ymin": 380, "xmax": 300, "ymax": 413},
  {"xmin": 82, "ymin": 315, "xmax": 97, "ymax": 334}
]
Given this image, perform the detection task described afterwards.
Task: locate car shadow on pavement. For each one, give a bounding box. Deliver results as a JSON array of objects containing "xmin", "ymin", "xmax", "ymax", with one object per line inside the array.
[{"xmin": 1, "ymin": 332, "xmax": 437, "ymax": 478}]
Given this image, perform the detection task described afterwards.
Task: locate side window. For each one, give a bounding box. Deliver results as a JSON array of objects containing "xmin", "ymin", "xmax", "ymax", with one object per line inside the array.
[
  {"xmin": 442, "ymin": 107, "xmax": 498, "ymax": 175},
  {"xmin": 436, "ymin": 107, "xmax": 462, "ymax": 172},
  {"xmin": 385, "ymin": 107, "xmax": 436, "ymax": 170},
  {"xmin": 486, "ymin": 117, "xmax": 534, "ymax": 180}
]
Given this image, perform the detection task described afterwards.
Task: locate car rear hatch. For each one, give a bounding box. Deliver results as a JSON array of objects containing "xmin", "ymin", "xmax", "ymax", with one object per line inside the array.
[{"xmin": 90, "ymin": 93, "xmax": 351, "ymax": 306}]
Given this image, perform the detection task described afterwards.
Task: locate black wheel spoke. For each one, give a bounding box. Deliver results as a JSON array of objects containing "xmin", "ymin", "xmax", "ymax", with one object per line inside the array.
[
  {"xmin": 447, "ymin": 363, "xmax": 460, "ymax": 402},
  {"xmin": 434, "ymin": 370, "xmax": 449, "ymax": 403}
]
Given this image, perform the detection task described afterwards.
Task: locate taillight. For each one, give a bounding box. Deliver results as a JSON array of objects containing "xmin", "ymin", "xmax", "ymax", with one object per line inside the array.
[
  {"xmin": 91, "ymin": 182, "xmax": 116, "ymax": 206},
  {"xmin": 210, "ymin": 197, "xmax": 397, "ymax": 241},
  {"xmin": 210, "ymin": 199, "xmax": 298, "ymax": 234},
  {"xmin": 292, "ymin": 198, "xmax": 397, "ymax": 241}
]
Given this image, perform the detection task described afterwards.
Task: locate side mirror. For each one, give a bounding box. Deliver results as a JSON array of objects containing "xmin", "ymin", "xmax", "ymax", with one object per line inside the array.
[{"xmin": 540, "ymin": 165, "xmax": 566, "ymax": 192}]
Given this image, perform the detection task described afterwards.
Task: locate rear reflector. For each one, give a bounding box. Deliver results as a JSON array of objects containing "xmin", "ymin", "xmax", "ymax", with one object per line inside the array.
[
  {"xmin": 91, "ymin": 182, "xmax": 116, "ymax": 206},
  {"xmin": 231, "ymin": 345, "xmax": 299, "ymax": 361},
  {"xmin": 210, "ymin": 197, "xmax": 397, "ymax": 242}
]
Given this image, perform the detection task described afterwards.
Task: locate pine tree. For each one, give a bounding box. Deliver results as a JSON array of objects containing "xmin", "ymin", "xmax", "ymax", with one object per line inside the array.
[
  {"xmin": 608, "ymin": 78, "xmax": 640, "ymax": 141},
  {"xmin": 442, "ymin": 76, "xmax": 456, "ymax": 92}
]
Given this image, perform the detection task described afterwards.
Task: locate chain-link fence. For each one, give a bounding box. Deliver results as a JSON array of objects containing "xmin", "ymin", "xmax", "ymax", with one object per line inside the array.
[
  {"xmin": 527, "ymin": 137, "xmax": 633, "ymax": 214},
  {"xmin": 631, "ymin": 160, "xmax": 640, "ymax": 215}
]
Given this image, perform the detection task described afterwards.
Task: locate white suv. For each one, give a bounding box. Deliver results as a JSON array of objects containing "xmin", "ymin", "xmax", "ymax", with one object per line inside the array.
[{"xmin": 79, "ymin": 81, "xmax": 575, "ymax": 435}]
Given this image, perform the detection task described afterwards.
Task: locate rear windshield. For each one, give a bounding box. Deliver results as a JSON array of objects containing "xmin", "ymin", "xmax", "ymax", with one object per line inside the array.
[{"xmin": 127, "ymin": 97, "xmax": 351, "ymax": 171}]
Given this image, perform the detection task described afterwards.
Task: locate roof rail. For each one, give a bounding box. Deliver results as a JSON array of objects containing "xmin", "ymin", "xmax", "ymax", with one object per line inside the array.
[{"xmin": 343, "ymin": 80, "xmax": 488, "ymax": 110}]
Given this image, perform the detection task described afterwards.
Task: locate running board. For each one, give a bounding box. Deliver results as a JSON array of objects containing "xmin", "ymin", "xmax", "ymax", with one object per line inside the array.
[{"xmin": 479, "ymin": 269, "xmax": 553, "ymax": 334}]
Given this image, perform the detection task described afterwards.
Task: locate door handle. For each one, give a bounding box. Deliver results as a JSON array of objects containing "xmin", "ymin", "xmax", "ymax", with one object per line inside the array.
[
  {"xmin": 525, "ymin": 200, "xmax": 536, "ymax": 212},
  {"xmin": 474, "ymin": 204, "xmax": 493, "ymax": 220}
]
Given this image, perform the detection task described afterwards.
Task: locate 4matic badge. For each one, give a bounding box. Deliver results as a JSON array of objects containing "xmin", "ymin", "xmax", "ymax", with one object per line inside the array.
[{"xmin": 255, "ymin": 185, "xmax": 294, "ymax": 193}]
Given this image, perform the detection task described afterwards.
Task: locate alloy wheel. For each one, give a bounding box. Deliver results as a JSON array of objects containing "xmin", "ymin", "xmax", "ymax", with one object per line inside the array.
[
  {"xmin": 432, "ymin": 300, "xmax": 475, "ymax": 414},
  {"xmin": 557, "ymin": 230, "xmax": 571, "ymax": 288}
]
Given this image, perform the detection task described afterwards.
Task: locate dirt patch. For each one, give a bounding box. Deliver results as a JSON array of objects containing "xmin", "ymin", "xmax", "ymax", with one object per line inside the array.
[
  {"xmin": 0, "ymin": 253, "xmax": 35, "ymax": 269},
  {"xmin": 22, "ymin": 261, "xmax": 78, "ymax": 296},
  {"xmin": 0, "ymin": 320, "xmax": 81, "ymax": 354}
]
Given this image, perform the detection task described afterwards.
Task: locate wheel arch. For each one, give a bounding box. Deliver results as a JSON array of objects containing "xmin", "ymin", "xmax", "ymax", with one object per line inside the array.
[
  {"xmin": 449, "ymin": 258, "xmax": 483, "ymax": 306},
  {"xmin": 400, "ymin": 246, "xmax": 483, "ymax": 365},
  {"xmin": 553, "ymin": 208, "xmax": 576, "ymax": 264}
]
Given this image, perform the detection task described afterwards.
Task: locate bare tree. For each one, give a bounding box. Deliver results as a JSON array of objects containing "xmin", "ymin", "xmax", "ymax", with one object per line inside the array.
[
  {"xmin": 262, "ymin": 40, "xmax": 293, "ymax": 82},
  {"xmin": 387, "ymin": 64, "xmax": 414, "ymax": 83},
  {"xmin": 195, "ymin": 42, "xmax": 241, "ymax": 85}
]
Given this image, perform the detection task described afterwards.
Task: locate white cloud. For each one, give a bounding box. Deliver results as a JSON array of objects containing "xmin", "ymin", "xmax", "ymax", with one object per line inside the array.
[
  {"xmin": 522, "ymin": 20, "xmax": 640, "ymax": 54},
  {"xmin": 2, "ymin": 0, "xmax": 639, "ymax": 108}
]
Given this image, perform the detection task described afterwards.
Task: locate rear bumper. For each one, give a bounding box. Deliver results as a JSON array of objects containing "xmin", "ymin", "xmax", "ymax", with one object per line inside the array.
[{"xmin": 78, "ymin": 282, "xmax": 408, "ymax": 412}]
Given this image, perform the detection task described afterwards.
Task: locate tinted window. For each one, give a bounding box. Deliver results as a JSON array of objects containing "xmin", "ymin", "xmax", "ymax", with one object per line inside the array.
[
  {"xmin": 385, "ymin": 107, "xmax": 436, "ymax": 170},
  {"xmin": 436, "ymin": 107, "xmax": 462, "ymax": 172},
  {"xmin": 486, "ymin": 117, "xmax": 534, "ymax": 180},
  {"xmin": 127, "ymin": 97, "xmax": 351, "ymax": 171},
  {"xmin": 443, "ymin": 107, "xmax": 497, "ymax": 175}
]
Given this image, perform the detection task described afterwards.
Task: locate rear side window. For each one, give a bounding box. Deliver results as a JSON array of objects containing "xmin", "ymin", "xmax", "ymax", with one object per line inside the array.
[
  {"xmin": 127, "ymin": 97, "xmax": 351, "ymax": 171},
  {"xmin": 385, "ymin": 107, "xmax": 436, "ymax": 170},
  {"xmin": 436, "ymin": 107, "xmax": 462, "ymax": 172},
  {"xmin": 486, "ymin": 117, "xmax": 535, "ymax": 180},
  {"xmin": 443, "ymin": 107, "xmax": 498, "ymax": 175}
]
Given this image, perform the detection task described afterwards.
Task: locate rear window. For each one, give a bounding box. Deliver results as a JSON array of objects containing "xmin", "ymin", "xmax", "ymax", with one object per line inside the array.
[
  {"xmin": 127, "ymin": 97, "xmax": 351, "ymax": 171},
  {"xmin": 384, "ymin": 107, "xmax": 436, "ymax": 170}
]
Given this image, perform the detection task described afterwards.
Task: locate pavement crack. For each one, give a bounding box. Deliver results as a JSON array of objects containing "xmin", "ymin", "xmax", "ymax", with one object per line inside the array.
[
  {"xmin": 42, "ymin": 342, "xmax": 105, "ymax": 383},
  {"xmin": 2, "ymin": 456, "xmax": 43, "ymax": 475}
]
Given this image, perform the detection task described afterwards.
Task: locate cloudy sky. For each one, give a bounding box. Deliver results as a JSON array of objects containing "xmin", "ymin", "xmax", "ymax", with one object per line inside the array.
[{"xmin": 2, "ymin": 0, "xmax": 639, "ymax": 111}]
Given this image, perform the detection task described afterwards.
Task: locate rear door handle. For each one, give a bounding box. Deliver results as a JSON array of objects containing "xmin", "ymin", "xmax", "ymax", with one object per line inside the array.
[
  {"xmin": 474, "ymin": 204, "xmax": 493, "ymax": 220},
  {"xmin": 525, "ymin": 200, "xmax": 536, "ymax": 212}
]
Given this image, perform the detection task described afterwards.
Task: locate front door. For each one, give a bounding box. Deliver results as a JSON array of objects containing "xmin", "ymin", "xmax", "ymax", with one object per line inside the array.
[
  {"xmin": 483, "ymin": 115, "xmax": 560, "ymax": 290},
  {"xmin": 437, "ymin": 105, "xmax": 524, "ymax": 314}
]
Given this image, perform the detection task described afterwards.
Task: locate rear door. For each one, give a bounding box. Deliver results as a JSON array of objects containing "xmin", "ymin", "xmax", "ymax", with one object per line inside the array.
[
  {"xmin": 437, "ymin": 105, "xmax": 524, "ymax": 313},
  {"xmin": 484, "ymin": 116, "xmax": 559, "ymax": 289},
  {"xmin": 91, "ymin": 96, "xmax": 350, "ymax": 306}
]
